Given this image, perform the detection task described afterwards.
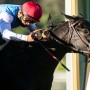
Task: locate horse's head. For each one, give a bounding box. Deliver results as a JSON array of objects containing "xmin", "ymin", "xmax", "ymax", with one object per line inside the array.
[
  {"xmin": 44, "ymin": 13, "xmax": 90, "ymax": 57},
  {"xmin": 62, "ymin": 13, "xmax": 90, "ymax": 42}
]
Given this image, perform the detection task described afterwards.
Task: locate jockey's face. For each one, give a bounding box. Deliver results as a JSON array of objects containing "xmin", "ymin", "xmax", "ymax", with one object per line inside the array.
[
  {"xmin": 18, "ymin": 10, "xmax": 36, "ymax": 26},
  {"xmin": 21, "ymin": 14, "xmax": 36, "ymax": 25}
]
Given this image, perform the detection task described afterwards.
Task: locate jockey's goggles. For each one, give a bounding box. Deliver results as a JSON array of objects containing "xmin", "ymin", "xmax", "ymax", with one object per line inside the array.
[{"xmin": 22, "ymin": 14, "xmax": 37, "ymax": 23}]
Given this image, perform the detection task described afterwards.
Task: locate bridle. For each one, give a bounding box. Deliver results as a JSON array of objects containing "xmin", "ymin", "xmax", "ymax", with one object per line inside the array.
[
  {"xmin": 68, "ymin": 20, "xmax": 90, "ymax": 57},
  {"xmin": 45, "ymin": 19, "xmax": 90, "ymax": 57}
]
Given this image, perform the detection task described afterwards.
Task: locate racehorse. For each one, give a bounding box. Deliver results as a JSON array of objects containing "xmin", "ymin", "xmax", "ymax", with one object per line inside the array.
[{"xmin": 0, "ymin": 13, "xmax": 90, "ymax": 90}]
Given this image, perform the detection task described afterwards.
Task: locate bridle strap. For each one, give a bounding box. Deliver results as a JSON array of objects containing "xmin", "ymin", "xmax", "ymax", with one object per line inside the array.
[
  {"xmin": 48, "ymin": 21, "xmax": 90, "ymax": 57},
  {"xmin": 69, "ymin": 21, "xmax": 90, "ymax": 57},
  {"xmin": 49, "ymin": 30, "xmax": 81, "ymax": 52},
  {"xmin": 69, "ymin": 21, "xmax": 89, "ymax": 48}
]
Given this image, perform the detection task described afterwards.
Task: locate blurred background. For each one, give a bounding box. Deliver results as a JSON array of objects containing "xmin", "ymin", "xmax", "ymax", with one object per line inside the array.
[{"xmin": 0, "ymin": 0, "xmax": 66, "ymax": 90}]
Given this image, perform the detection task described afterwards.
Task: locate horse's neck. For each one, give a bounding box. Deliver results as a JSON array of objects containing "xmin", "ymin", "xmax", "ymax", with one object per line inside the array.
[
  {"xmin": 51, "ymin": 21, "xmax": 69, "ymax": 38},
  {"xmin": 56, "ymin": 21, "xmax": 69, "ymax": 30}
]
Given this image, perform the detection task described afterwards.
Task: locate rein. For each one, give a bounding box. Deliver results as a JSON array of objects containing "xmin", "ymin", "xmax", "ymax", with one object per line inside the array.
[
  {"xmin": 35, "ymin": 40, "xmax": 70, "ymax": 71},
  {"xmin": 31, "ymin": 31, "xmax": 70, "ymax": 71}
]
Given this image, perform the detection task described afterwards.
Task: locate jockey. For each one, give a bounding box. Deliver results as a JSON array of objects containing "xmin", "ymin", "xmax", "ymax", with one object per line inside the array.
[{"xmin": 0, "ymin": 1, "xmax": 45, "ymax": 51}]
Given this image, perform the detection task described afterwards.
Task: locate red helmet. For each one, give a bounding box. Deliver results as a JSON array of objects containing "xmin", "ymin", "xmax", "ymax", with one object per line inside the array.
[{"xmin": 21, "ymin": 1, "xmax": 42, "ymax": 22}]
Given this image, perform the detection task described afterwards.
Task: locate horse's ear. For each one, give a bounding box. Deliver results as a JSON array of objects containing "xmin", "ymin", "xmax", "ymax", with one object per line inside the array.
[
  {"xmin": 48, "ymin": 14, "xmax": 52, "ymax": 21},
  {"xmin": 48, "ymin": 14, "xmax": 53, "ymax": 25},
  {"xmin": 61, "ymin": 12, "xmax": 75, "ymax": 21},
  {"xmin": 47, "ymin": 14, "xmax": 54, "ymax": 29},
  {"xmin": 61, "ymin": 12, "xmax": 84, "ymax": 22}
]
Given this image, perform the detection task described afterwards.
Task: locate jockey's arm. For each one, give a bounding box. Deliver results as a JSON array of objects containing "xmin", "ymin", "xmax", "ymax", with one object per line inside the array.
[
  {"xmin": 0, "ymin": 21, "xmax": 34, "ymax": 42},
  {"xmin": 1, "ymin": 21, "xmax": 47, "ymax": 43}
]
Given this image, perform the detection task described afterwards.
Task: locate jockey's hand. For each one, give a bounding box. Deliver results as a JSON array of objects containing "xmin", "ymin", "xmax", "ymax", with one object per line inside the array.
[
  {"xmin": 33, "ymin": 29, "xmax": 43, "ymax": 40},
  {"xmin": 27, "ymin": 29, "xmax": 49, "ymax": 42},
  {"xmin": 32, "ymin": 29, "xmax": 49, "ymax": 40},
  {"xmin": 27, "ymin": 29, "xmax": 43, "ymax": 42},
  {"xmin": 27, "ymin": 33, "xmax": 35, "ymax": 42},
  {"xmin": 41, "ymin": 29, "xmax": 50, "ymax": 40}
]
